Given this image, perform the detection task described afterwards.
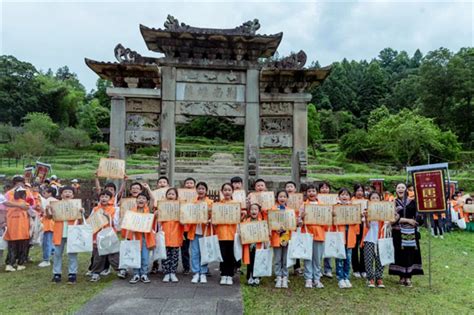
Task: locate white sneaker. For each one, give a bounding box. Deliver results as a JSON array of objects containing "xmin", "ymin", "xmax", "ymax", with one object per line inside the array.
[
  {"xmin": 5, "ymin": 265, "xmax": 16, "ymax": 272},
  {"xmin": 338, "ymin": 280, "xmax": 347, "ymax": 289},
  {"xmin": 170, "ymin": 273, "xmax": 179, "ymax": 282},
  {"xmin": 281, "ymin": 277, "xmax": 288, "ymax": 288},
  {"xmin": 220, "ymin": 276, "xmax": 227, "ymax": 285},
  {"xmin": 163, "ymin": 274, "xmax": 171, "ymax": 282},
  {"xmin": 38, "ymin": 261, "xmax": 51, "ymax": 268},
  {"xmin": 100, "ymin": 267, "xmax": 111, "ymax": 276},
  {"xmin": 353, "ymin": 272, "xmax": 361, "ymax": 278},
  {"xmin": 85, "ymin": 270, "xmax": 92, "ymax": 277},
  {"xmin": 434, "ymin": 235, "xmax": 438, "ymax": 238},
  {"xmin": 361, "ymin": 272, "xmax": 367, "ymax": 278},
  {"xmin": 323, "ymin": 271, "xmax": 333, "ymax": 278},
  {"xmin": 191, "ymin": 273, "xmax": 200, "ymax": 284},
  {"xmin": 200, "ymin": 274, "xmax": 207, "ymax": 283},
  {"xmin": 226, "ymin": 276, "xmax": 233, "ymax": 285},
  {"xmin": 248, "ymin": 277, "xmax": 255, "ymax": 285},
  {"xmin": 16, "ymin": 265, "xmax": 26, "ymax": 271},
  {"xmin": 254, "ymin": 278, "xmax": 260, "ymax": 285},
  {"xmin": 305, "ymin": 279, "xmax": 313, "ymax": 288},
  {"xmin": 275, "ymin": 276, "xmax": 282, "ymax": 288},
  {"xmin": 345, "ymin": 279, "xmax": 352, "ymax": 288},
  {"xmin": 314, "ymin": 280, "xmax": 324, "ymax": 288},
  {"xmin": 440, "ymin": 235, "xmax": 444, "ymax": 239}
]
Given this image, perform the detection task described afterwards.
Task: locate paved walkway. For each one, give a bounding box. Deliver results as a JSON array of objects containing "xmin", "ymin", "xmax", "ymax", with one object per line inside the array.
[{"xmin": 77, "ymin": 263, "xmax": 243, "ymax": 315}]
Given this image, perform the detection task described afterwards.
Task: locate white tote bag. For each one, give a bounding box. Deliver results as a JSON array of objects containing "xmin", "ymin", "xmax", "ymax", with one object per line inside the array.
[
  {"xmin": 30, "ymin": 215, "xmax": 44, "ymax": 246},
  {"xmin": 119, "ymin": 239, "xmax": 141, "ymax": 269},
  {"xmin": 378, "ymin": 225, "xmax": 395, "ymax": 266},
  {"xmin": 233, "ymin": 232, "xmax": 242, "ymax": 262},
  {"xmin": 153, "ymin": 230, "xmax": 167, "ymax": 260},
  {"xmin": 67, "ymin": 217, "xmax": 93, "ymax": 254},
  {"xmin": 288, "ymin": 228, "xmax": 313, "ymax": 260},
  {"xmin": 253, "ymin": 243, "xmax": 273, "ymax": 277},
  {"xmin": 323, "ymin": 231, "xmax": 346, "ymax": 259},
  {"xmin": 199, "ymin": 225, "xmax": 223, "ymax": 265},
  {"xmin": 456, "ymin": 218, "xmax": 467, "ymax": 230},
  {"xmin": 0, "ymin": 228, "xmax": 7, "ymax": 251},
  {"xmin": 97, "ymin": 227, "xmax": 120, "ymax": 256}
]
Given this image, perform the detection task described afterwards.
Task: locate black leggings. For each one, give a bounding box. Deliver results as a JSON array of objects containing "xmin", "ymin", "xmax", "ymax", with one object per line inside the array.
[
  {"xmin": 219, "ymin": 240, "xmax": 235, "ymax": 277},
  {"xmin": 7, "ymin": 240, "xmax": 29, "ymax": 266}
]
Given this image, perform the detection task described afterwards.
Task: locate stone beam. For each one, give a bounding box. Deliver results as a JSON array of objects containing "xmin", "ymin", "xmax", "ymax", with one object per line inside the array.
[{"xmin": 245, "ymin": 69, "xmax": 260, "ymax": 190}]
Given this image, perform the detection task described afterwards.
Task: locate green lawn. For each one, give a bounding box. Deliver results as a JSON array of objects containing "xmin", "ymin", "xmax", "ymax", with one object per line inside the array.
[{"xmin": 241, "ymin": 229, "xmax": 474, "ymax": 314}]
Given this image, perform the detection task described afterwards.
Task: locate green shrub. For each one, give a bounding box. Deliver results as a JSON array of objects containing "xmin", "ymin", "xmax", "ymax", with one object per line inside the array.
[
  {"xmin": 88, "ymin": 142, "xmax": 109, "ymax": 153},
  {"xmin": 58, "ymin": 127, "xmax": 91, "ymax": 149},
  {"xmin": 22, "ymin": 112, "xmax": 59, "ymax": 140},
  {"xmin": 136, "ymin": 146, "xmax": 159, "ymax": 156},
  {"xmin": 6, "ymin": 131, "xmax": 55, "ymax": 158}
]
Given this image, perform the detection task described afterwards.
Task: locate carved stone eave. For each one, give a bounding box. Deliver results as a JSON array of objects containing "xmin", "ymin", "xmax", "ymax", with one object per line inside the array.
[
  {"xmin": 259, "ymin": 66, "xmax": 332, "ymax": 93},
  {"xmin": 84, "ymin": 58, "xmax": 161, "ymax": 88},
  {"xmin": 140, "ymin": 24, "xmax": 282, "ymax": 61}
]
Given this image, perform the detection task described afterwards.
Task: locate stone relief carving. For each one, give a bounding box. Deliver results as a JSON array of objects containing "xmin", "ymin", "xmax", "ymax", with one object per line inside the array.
[
  {"xmin": 126, "ymin": 99, "xmax": 161, "ymax": 113},
  {"xmin": 163, "ymin": 14, "xmax": 260, "ymax": 35},
  {"xmin": 159, "ymin": 149, "xmax": 169, "ymax": 177},
  {"xmin": 125, "ymin": 131, "xmax": 159, "ymax": 145},
  {"xmin": 114, "ymin": 44, "xmax": 145, "ymax": 63},
  {"xmin": 247, "ymin": 144, "xmax": 258, "ymax": 189},
  {"xmin": 259, "ymin": 134, "xmax": 292, "ymax": 148},
  {"xmin": 265, "ymin": 50, "xmax": 307, "ymax": 69},
  {"xmin": 260, "ymin": 117, "xmax": 292, "ymax": 134},
  {"xmin": 260, "ymin": 102, "xmax": 293, "ymax": 116},
  {"xmin": 126, "ymin": 113, "xmax": 160, "ymax": 131},
  {"xmin": 177, "ymin": 69, "xmax": 245, "ymax": 84},
  {"xmin": 297, "ymin": 151, "xmax": 308, "ymax": 180},
  {"xmin": 176, "ymin": 101, "xmax": 245, "ymax": 117},
  {"xmin": 176, "ymin": 83, "xmax": 245, "ymax": 102}
]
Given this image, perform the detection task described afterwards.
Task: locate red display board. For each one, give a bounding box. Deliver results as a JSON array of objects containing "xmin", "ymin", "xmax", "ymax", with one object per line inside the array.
[{"xmin": 413, "ymin": 170, "xmax": 447, "ymax": 212}]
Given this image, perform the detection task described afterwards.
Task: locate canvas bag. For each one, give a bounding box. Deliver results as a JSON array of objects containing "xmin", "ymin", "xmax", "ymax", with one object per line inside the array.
[
  {"xmin": 233, "ymin": 230, "xmax": 242, "ymax": 262},
  {"xmin": 288, "ymin": 227, "xmax": 313, "ymax": 260},
  {"xmin": 97, "ymin": 224, "xmax": 120, "ymax": 256},
  {"xmin": 30, "ymin": 215, "xmax": 44, "ymax": 246},
  {"xmin": 119, "ymin": 232, "xmax": 141, "ymax": 269},
  {"xmin": 153, "ymin": 225, "xmax": 167, "ymax": 261},
  {"xmin": 199, "ymin": 225, "xmax": 223, "ymax": 265},
  {"xmin": 378, "ymin": 224, "xmax": 395, "ymax": 266},
  {"xmin": 0, "ymin": 228, "xmax": 7, "ymax": 251},
  {"xmin": 323, "ymin": 231, "xmax": 346, "ymax": 259},
  {"xmin": 67, "ymin": 215, "xmax": 93, "ymax": 254},
  {"xmin": 456, "ymin": 218, "xmax": 467, "ymax": 230},
  {"xmin": 253, "ymin": 243, "xmax": 273, "ymax": 277}
]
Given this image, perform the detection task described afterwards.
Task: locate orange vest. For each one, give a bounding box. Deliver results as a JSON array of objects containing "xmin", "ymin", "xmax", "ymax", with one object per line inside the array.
[
  {"xmin": 187, "ymin": 197, "xmax": 213, "ymax": 240},
  {"xmin": 214, "ymin": 198, "xmax": 238, "ymax": 241},
  {"xmin": 241, "ymin": 215, "xmax": 265, "ymax": 265},
  {"xmin": 122, "ymin": 205, "xmax": 156, "ymax": 249},
  {"xmin": 91, "ymin": 204, "xmax": 115, "ymax": 241},
  {"xmin": 4, "ymin": 201, "xmax": 30, "ymax": 241},
  {"xmin": 301, "ymin": 200, "xmax": 327, "ymax": 241},
  {"xmin": 161, "ymin": 220, "xmax": 184, "ymax": 247},
  {"xmin": 269, "ymin": 204, "xmax": 297, "ymax": 248}
]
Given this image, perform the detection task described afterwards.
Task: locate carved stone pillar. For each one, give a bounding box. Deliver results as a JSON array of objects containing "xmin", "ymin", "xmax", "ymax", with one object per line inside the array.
[
  {"xmin": 245, "ymin": 69, "xmax": 260, "ymax": 190},
  {"xmin": 160, "ymin": 66, "xmax": 177, "ymax": 185},
  {"xmin": 108, "ymin": 96, "xmax": 126, "ymax": 159},
  {"xmin": 292, "ymin": 101, "xmax": 309, "ymax": 187}
]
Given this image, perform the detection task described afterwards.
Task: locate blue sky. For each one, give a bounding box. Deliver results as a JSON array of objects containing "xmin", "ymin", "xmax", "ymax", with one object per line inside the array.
[{"xmin": 1, "ymin": 1, "xmax": 472, "ymax": 92}]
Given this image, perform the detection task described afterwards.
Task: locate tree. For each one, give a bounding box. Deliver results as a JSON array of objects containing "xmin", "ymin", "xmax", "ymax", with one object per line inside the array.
[
  {"xmin": 77, "ymin": 99, "xmax": 109, "ymax": 142},
  {"xmin": 307, "ymin": 103, "xmax": 321, "ymax": 155},
  {"xmin": 58, "ymin": 127, "xmax": 91, "ymax": 149},
  {"xmin": 22, "ymin": 112, "xmax": 59, "ymax": 140}
]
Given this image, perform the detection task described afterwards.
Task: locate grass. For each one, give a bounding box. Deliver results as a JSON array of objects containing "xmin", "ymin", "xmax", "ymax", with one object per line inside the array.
[
  {"xmin": 241, "ymin": 229, "xmax": 474, "ymax": 314},
  {"xmin": 0, "ymin": 249, "xmax": 114, "ymax": 314}
]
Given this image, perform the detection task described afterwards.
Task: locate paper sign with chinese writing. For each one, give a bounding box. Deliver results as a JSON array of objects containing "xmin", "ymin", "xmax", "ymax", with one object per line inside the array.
[
  {"xmin": 151, "ymin": 188, "xmax": 168, "ymax": 207},
  {"xmin": 333, "ymin": 204, "xmax": 361, "ymax": 225},
  {"xmin": 317, "ymin": 194, "xmax": 339, "ymax": 205},
  {"xmin": 179, "ymin": 202, "xmax": 208, "ymax": 224},
  {"xmin": 287, "ymin": 193, "xmax": 304, "ymax": 211},
  {"xmin": 86, "ymin": 211, "xmax": 110, "ymax": 234},
  {"xmin": 304, "ymin": 204, "xmax": 333, "ymax": 225},
  {"xmin": 367, "ymin": 201, "xmax": 395, "ymax": 222},
  {"xmin": 157, "ymin": 201, "xmax": 180, "ymax": 222},
  {"xmin": 267, "ymin": 209, "xmax": 297, "ymax": 231},
  {"xmin": 232, "ymin": 190, "xmax": 247, "ymax": 208},
  {"xmin": 249, "ymin": 191, "xmax": 275, "ymax": 209},
  {"xmin": 177, "ymin": 189, "xmax": 198, "ymax": 203},
  {"xmin": 413, "ymin": 170, "xmax": 447, "ymax": 212},
  {"xmin": 121, "ymin": 211, "xmax": 154, "ymax": 233},
  {"xmin": 211, "ymin": 202, "xmax": 241, "ymax": 224},
  {"xmin": 463, "ymin": 204, "xmax": 474, "ymax": 213},
  {"xmin": 239, "ymin": 221, "xmax": 270, "ymax": 244},
  {"xmin": 119, "ymin": 198, "xmax": 137, "ymax": 228},
  {"xmin": 97, "ymin": 158, "xmax": 126, "ymax": 179},
  {"xmin": 352, "ymin": 198, "xmax": 368, "ymax": 210},
  {"xmin": 51, "ymin": 199, "xmax": 82, "ymax": 221}
]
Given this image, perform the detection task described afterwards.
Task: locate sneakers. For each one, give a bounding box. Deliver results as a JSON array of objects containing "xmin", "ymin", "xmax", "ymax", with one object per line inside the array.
[
  {"xmin": 67, "ymin": 274, "xmax": 77, "ymax": 285},
  {"xmin": 323, "ymin": 271, "xmax": 333, "ymax": 278},
  {"xmin": 275, "ymin": 276, "xmax": 282, "ymax": 288},
  {"xmin": 191, "ymin": 273, "xmax": 200, "ymax": 284},
  {"xmin": 281, "ymin": 277, "xmax": 288, "ymax": 288},
  {"xmin": 345, "ymin": 280, "xmax": 352, "ymax": 288},
  {"xmin": 199, "ymin": 274, "xmax": 207, "ymax": 283},
  {"xmin": 16, "ymin": 265, "xmax": 26, "ymax": 271},
  {"xmin": 5, "ymin": 265, "xmax": 16, "ymax": 272},
  {"xmin": 440, "ymin": 235, "xmax": 444, "ymax": 239},
  {"xmin": 141, "ymin": 275, "xmax": 151, "ymax": 283},
  {"xmin": 376, "ymin": 279, "xmax": 385, "ymax": 288},
  {"xmin": 117, "ymin": 269, "xmax": 127, "ymax": 279},
  {"xmin": 129, "ymin": 275, "xmax": 140, "ymax": 284},
  {"xmin": 338, "ymin": 280, "xmax": 347, "ymax": 289},
  {"xmin": 52, "ymin": 274, "xmax": 61, "ymax": 283},
  {"xmin": 226, "ymin": 276, "xmax": 233, "ymax": 285},
  {"xmin": 182, "ymin": 269, "xmax": 190, "ymax": 275},
  {"xmin": 314, "ymin": 280, "xmax": 324, "ymax": 288},
  {"xmin": 163, "ymin": 274, "xmax": 171, "ymax": 282},
  {"xmin": 90, "ymin": 274, "xmax": 100, "ymax": 282},
  {"xmin": 170, "ymin": 273, "xmax": 179, "ymax": 282},
  {"xmin": 368, "ymin": 279, "xmax": 376, "ymax": 288},
  {"xmin": 220, "ymin": 276, "xmax": 227, "ymax": 285},
  {"xmin": 38, "ymin": 261, "xmax": 51, "ymax": 268},
  {"xmin": 248, "ymin": 277, "xmax": 255, "ymax": 286},
  {"xmin": 361, "ymin": 272, "xmax": 367, "ymax": 278},
  {"xmin": 305, "ymin": 279, "xmax": 313, "ymax": 288},
  {"xmin": 100, "ymin": 267, "xmax": 111, "ymax": 276},
  {"xmin": 353, "ymin": 272, "xmax": 361, "ymax": 278},
  {"xmin": 254, "ymin": 278, "xmax": 260, "ymax": 285},
  {"xmin": 85, "ymin": 270, "xmax": 92, "ymax": 277}
]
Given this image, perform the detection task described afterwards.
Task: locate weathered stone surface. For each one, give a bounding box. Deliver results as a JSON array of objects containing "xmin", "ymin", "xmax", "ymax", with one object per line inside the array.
[
  {"xmin": 126, "ymin": 113, "xmax": 160, "ymax": 130},
  {"xmin": 176, "ymin": 101, "xmax": 245, "ymax": 117},
  {"xmin": 260, "ymin": 102, "xmax": 293, "ymax": 116},
  {"xmin": 109, "ymin": 96, "xmax": 126, "ymax": 159},
  {"xmin": 260, "ymin": 134, "xmax": 292, "ymax": 148},
  {"xmin": 177, "ymin": 69, "xmax": 246, "ymax": 84},
  {"xmin": 176, "ymin": 83, "xmax": 245, "ymax": 102},
  {"xmin": 260, "ymin": 116, "xmax": 292, "ymax": 134},
  {"xmin": 126, "ymin": 98, "xmax": 161, "ymax": 113},
  {"xmin": 125, "ymin": 130, "xmax": 160, "ymax": 145}
]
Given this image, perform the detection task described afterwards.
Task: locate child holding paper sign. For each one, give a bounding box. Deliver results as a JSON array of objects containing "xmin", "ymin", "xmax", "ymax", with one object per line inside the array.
[
  {"xmin": 352, "ymin": 184, "xmax": 367, "ymax": 279},
  {"xmin": 242, "ymin": 203, "xmax": 265, "ymax": 286},
  {"xmin": 319, "ymin": 181, "xmax": 335, "ymax": 279}
]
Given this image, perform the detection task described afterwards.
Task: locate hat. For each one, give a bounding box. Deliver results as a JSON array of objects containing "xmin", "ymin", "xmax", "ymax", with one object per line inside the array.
[
  {"xmin": 24, "ymin": 183, "xmax": 32, "ymax": 188},
  {"xmin": 71, "ymin": 179, "xmax": 78, "ymax": 183},
  {"xmin": 15, "ymin": 186, "xmax": 26, "ymax": 192},
  {"xmin": 12, "ymin": 175, "xmax": 25, "ymax": 182},
  {"xmin": 51, "ymin": 175, "xmax": 58, "ymax": 180}
]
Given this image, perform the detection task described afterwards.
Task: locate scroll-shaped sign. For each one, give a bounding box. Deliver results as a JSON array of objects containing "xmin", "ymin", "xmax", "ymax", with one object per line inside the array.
[
  {"xmin": 157, "ymin": 200, "xmax": 180, "ymax": 222},
  {"xmin": 352, "ymin": 198, "xmax": 368, "ymax": 210},
  {"xmin": 333, "ymin": 204, "xmax": 362, "ymax": 225},
  {"xmin": 239, "ymin": 221, "xmax": 270, "ymax": 244},
  {"xmin": 463, "ymin": 204, "xmax": 474, "ymax": 213},
  {"xmin": 287, "ymin": 193, "xmax": 304, "ymax": 211},
  {"xmin": 318, "ymin": 194, "xmax": 339, "ymax": 205},
  {"xmin": 179, "ymin": 202, "xmax": 208, "ymax": 224},
  {"xmin": 86, "ymin": 210, "xmax": 109, "ymax": 234},
  {"xmin": 367, "ymin": 201, "xmax": 396, "ymax": 222},
  {"xmin": 119, "ymin": 198, "xmax": 137, "ymax": 227},
  {"xmin": 151, "ymin": 188, "xmax": 168, "ymax": 207},
  {"xmin": 51, "ymin": 199, "xmax": 82, "ymax": 221},
  {"xmin": 232, "ymin": 190, "xmax": 247, "ymax": 208},
  {"xmin": 267, "ymin": 209, "xmax": 297, "ymax": 231},
  {"xmin": 121, "ymin": 211, "xmax": 154, "ymax": 233},
  {"xmin": 304, "ymin": 204, "xmax": 333, "ymax": 225},
  {"xmin": 249, "ymin": 191, "xmax": 275, "ymax": 209},
  {"xmin": 97, "ymin": 158, "xmax": 125, "ymax": 179},
  {"xmin": 178, "ymin": 189, "xmax": 198, "ymax": 203},
  {"xmin": 211, "ymin": 202, "xmax": 241, "ymax": 224}
]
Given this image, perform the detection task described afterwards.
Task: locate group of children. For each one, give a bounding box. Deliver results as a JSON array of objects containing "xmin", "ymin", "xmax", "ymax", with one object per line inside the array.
[{"xmin": 0, "ymin": 173, "xmax": 471, "ymax": 290}]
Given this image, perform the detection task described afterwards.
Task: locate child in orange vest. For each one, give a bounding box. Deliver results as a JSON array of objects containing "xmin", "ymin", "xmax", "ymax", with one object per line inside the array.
[
  {"xmin": 352, "ymin": 184, "xmax": 367, "ymax": 279},
  {"xmin": 181, "ymin": 177, "xmax": 196, "ymax": 276},
  {"xmin": 4, "ymin": 187, "xmax": 30, "ymax": 271},
  {"xmin": 38, "ymin": 187, "xmax": 56, "ymax": 268},
  {"xmin": 242, "ymin": 203, "xmax": 264, "ymax": 286},
  {"xmin": 160, "ymin": 188, "xmax": 184, "ymax": 283},
  {"xmin": 271, "ymin": 190, "xmax": 291, "ymax": 289}
]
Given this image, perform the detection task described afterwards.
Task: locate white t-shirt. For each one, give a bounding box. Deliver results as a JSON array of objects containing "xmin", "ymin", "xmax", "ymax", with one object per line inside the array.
[{"xmin": 365, "ymin": 221, "xmax": 380, "ymax": 244}]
